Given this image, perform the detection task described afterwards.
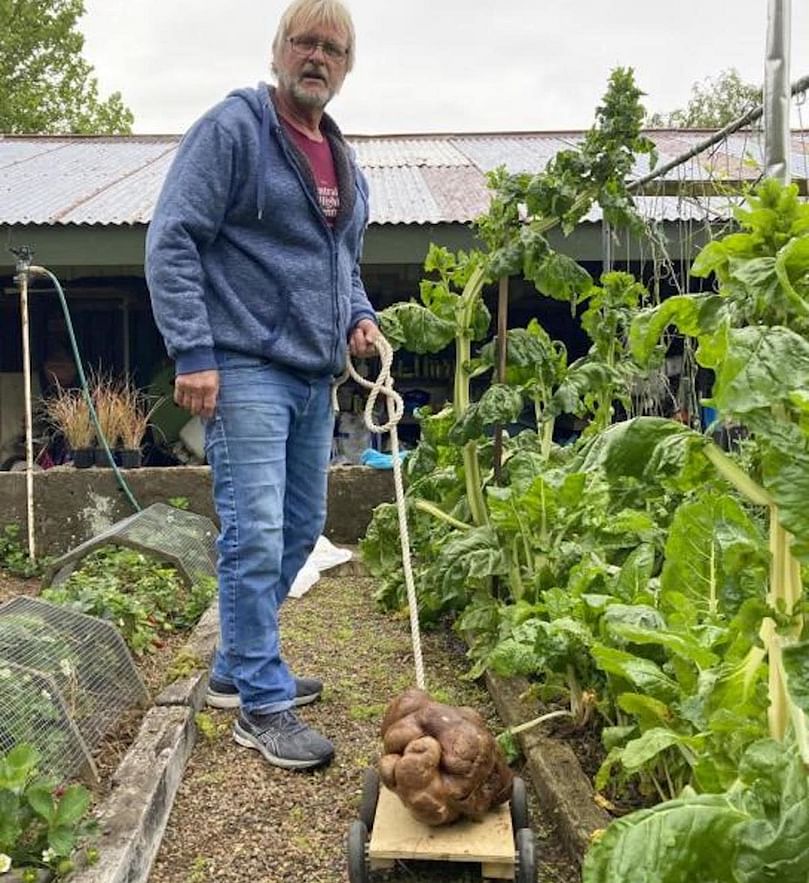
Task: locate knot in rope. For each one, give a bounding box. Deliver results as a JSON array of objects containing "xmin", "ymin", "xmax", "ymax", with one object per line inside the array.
[{"xmin": 335, "ymin": 333, "xmax": 425, "ymax": 690}]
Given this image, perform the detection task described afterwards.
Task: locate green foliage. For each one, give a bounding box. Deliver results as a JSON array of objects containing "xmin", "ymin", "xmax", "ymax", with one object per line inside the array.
[
  {"xmin": 648, "ymin": 68, "xmax": 762, "ymax": 129},
  {"xmin": 365, "ymin": 76, "xmax": 809, "ymax": 883},
  {"xmin": 0, "ymin": 743, "xmax": 96, "ymax": 877},
  {"xmin": 584, "ymin": 739, "xmax": 809, "ymax": 883},
  {"xmin": 0, "ymin": 0, "xmax": 133, "ymax": 134},
  {"xmin": 479, "ymin": 68, "xmax": 657, "ymax": 294},
  {"xmin": 0, "ymin": 665, "xmax": 72, "ymax": 773},
  {"xmin": 41, "ymin": 547, "xmax": 216, "ymax": 654},
  {"xmin": 0, "ymin": 525, "xmax": 43, "ymax": 577}
]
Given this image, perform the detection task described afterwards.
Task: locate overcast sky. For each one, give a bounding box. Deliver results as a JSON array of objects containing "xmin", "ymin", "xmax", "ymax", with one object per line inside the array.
[{"xmin": 79, "ymin": 0, "xmax": 809, "ymax": 135}]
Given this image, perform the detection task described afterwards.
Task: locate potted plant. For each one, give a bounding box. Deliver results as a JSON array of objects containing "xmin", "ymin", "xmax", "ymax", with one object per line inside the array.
[
  {"xmin": 41, "ymin": 386, "xmax": 95, "ymax": 468},
  {"xmin": 90, "ymin": 376, "xmax": 122, "ymax": 467},
  {"xmin": 114, "ymin": 382, "xmax": 160, "ymax": 468}
]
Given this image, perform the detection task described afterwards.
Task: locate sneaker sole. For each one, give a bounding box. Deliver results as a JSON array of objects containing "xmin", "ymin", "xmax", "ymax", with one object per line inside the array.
[
  {"xmin": 206, "ymin": 691, "xmax": 321, "ymax": 710},
  {"xmin": 206, "ymin": 691, "xmax": 241, "ymax": 709},
  {"xmin": 233, "ymin": 722, "xmax": 333, "ymax": 770}
]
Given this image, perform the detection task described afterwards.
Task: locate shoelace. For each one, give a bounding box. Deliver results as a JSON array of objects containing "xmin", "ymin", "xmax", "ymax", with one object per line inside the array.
[{"xmin": 257, "ymin": 709, "xmax": 308, "ymax": 737}]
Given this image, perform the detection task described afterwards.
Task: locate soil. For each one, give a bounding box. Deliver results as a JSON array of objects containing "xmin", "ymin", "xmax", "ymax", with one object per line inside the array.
[
  {"xmin": 148, "ymin": 575, "xmax": 580, "ymax": 883},
  {"xmin": 0, "ymin": 568, "xmax": 41, "ymax": 605}
]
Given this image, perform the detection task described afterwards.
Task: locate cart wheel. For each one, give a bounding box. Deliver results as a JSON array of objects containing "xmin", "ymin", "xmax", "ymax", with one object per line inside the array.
[
  {"xmin": 515, "ymin": 827, "xmax": 537, "ymax": 883},
  {"xmin": 359, "ymin": 767, "xmax": 380, "ymax": 830},
  {"xmin": 510, "ymin": 776, "xmax": 530, "ymax": 831},
  {"xmin": 347, "ymin": 819, "xmax": 370, "ymax": 883}
]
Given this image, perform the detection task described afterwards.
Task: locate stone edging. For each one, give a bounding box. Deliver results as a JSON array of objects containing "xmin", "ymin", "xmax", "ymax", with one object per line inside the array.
[
  {"xmin": 68, "ymin": 604, "xmax": 220, "ymax": 883},
  {"xmin": 484, "ymin": 671, "xmax": 611, "ymax": 864}
]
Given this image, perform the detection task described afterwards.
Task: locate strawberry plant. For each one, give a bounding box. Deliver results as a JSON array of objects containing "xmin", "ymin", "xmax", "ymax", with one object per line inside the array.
[
  {"xmin": 41, "ymin": 547, "xmax": 216, "ymax": 654},
  {"xmin": 0, "ymin": 743, "xmax": 96, "ymax": 878}
]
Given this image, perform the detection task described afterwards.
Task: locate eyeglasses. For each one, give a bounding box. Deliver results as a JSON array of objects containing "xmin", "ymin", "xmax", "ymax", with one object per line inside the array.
[{"xmin": 288, "ymin": 35, "xmax": 349, "ymax": 62}]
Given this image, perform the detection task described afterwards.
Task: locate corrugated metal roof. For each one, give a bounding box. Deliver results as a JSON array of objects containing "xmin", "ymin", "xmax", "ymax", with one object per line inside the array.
[
  {"xmin": 351, "ymin": 137, "xmax": 470, "ymax": 168},
  {"xmin": 0, "ymin": 130, "xmax": 806, "ymax": 227}
]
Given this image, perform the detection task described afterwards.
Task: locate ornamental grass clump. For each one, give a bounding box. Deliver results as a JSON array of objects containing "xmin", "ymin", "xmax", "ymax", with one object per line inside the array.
[
  {"xmin": 114, "ymin": 382, "xmax": 160, "ymax": 451},
  {"xmin": 90, "ymin": 375, "xmax": 123, "ymax": 451},
  {"xmin": 41, "ymin": 385, "xmax": 94, "ymax": 450}
]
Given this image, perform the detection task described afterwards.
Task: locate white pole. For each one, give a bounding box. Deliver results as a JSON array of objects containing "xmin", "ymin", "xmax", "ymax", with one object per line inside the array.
[
  {"xmin": 764, "ymin": 0, "xmax": 792, "ymax": 183},
  {"xmin": 19, "ymin": 268, "xmax": 36, "ymax": 561}
]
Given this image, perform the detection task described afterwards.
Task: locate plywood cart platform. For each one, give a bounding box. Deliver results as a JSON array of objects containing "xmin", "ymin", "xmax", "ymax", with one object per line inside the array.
[{"xmin": 347, "ymin": 769, "xmax": 536, "ymax": 882}]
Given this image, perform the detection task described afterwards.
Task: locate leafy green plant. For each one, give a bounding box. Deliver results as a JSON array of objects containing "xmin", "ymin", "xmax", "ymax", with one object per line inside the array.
[
  {"xmin": 0, "ymin": 743, "xmax": 96, "ymax": 878},
  {"xmin": 584, "ymin": 738, "xmax": 809, "ymax": 882},
  {"xmin": 41, "ymin": 547, "xmax": 216, "ymax": 654},
  {"xmin": 366, "ymin": 67, "xmax": 657, "ymax": 618},
  {"xmin": 0, "ymin": 525, "xmax": 44, "ymax": 578}
]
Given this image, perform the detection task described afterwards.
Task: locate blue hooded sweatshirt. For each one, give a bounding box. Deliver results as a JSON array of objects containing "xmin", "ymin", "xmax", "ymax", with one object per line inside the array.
[{"xmin": 145, "ymin": 83, "xmax": 376, "ymax": 378}]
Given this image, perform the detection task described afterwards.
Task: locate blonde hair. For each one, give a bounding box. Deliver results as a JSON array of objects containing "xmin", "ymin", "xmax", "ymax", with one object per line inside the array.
[{"xmin": 271, "ymin": 0, "xmax": 356, "ymax": 72}]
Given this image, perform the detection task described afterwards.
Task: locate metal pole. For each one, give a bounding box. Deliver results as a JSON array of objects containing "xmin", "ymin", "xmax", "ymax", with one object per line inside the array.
[
  {"xmin": 764, "ymin": 0, "xmax": 791, "ymax": 182},
  {"xmin": 16, "ymin": 259, "xmax": 36, "ymax": 561}
]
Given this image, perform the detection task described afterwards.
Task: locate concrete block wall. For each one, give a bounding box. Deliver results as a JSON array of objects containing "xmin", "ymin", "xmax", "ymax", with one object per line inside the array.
[{"xmin": 0, "ymin": 465, "xmax": 394, "ymax": 557}]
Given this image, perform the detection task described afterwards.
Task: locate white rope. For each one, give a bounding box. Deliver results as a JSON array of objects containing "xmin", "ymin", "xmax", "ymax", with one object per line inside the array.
[{"xmin": 337, "ymin": 335, "xmax": 426, "ymax": 691}]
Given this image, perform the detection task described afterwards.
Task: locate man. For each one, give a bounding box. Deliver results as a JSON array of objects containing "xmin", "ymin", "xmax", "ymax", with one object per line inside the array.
[{"xmin": 146, "ymin": 0, "xmax": 378, "ymax": 770}]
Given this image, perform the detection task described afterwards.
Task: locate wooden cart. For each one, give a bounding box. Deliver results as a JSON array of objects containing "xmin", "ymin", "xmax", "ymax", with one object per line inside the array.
[{"xmin": 347, "ymin": 770, "xmax": 536, "ymax": 882}]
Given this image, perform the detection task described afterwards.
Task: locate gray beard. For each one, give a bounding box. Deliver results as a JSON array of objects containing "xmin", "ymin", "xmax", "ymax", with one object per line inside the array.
[{"xmin": 278, "ymin": 71, "xmax": 335, "ymax": 110}]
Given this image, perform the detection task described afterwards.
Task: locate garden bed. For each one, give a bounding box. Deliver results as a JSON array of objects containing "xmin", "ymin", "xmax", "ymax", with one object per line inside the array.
[
  {"xmin": 0, "ymin": 550, "xmax": 214, "ymax": 882},
  {"xmin": 148, "ymin": 573, "xmax": 580, "ymax": 883}
]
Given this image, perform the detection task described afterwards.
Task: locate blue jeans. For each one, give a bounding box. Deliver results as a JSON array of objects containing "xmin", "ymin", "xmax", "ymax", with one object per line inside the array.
[{"xmin": 204, "ymin": 353, "xmax": 334, "ymax": 714}]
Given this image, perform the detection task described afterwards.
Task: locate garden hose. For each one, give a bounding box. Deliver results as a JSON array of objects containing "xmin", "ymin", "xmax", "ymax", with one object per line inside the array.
[
  {"xmin": 27, "ymin": 265, "xmax": 141, "ymax": 513},
  {"xmin": 341, "ymin": 336, "xmax": 426, "ymax": 690}
]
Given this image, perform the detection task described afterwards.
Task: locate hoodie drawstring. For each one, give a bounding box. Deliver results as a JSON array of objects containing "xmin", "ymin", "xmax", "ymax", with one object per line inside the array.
[{"xmin": 257, "ymin": 99, "xmax": 269, "ymax": 220}]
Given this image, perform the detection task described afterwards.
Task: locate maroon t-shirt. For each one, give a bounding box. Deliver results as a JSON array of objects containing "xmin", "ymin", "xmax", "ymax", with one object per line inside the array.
[{"xmin": 281, "ymin": 118, "xmax": 339, "ymax": 225}]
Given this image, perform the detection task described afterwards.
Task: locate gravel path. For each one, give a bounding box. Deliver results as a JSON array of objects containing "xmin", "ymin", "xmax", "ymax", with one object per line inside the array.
[{"xmin": 148, "ymin": 574, "xmax": 579, "ymax": 883}]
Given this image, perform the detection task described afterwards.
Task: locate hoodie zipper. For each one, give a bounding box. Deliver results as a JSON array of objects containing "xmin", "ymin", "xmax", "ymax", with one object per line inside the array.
[{"xmin": 273, "ymin": 123, "xmax": 343, "ymax": 369}]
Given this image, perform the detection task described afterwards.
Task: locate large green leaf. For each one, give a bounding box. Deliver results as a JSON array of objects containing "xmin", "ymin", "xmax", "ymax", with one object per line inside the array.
[
  {"xmin": 583, "ymin": 794, "xmax": 746, "ymax": 883},
  {"xmin": 611, "ymin": 544, "xmax": 656, "ymax": 600},
  {"xmin": 702, "ymin": 326, "xmax": 809, "ymax": 415},
  {"xmin": 428, "ymin": 527, "xmax": 508, "ymax": 604},
  {"xmin": 754, "ymin": 421, "xmax": 809, "ymax": 558},
  {"xmin": 531, "ymin": 251, "xmax": 593, "ymax": 302},
  {"xmin": 26, "ymin": 779, "xmax": 56, "ymax": 822},
  {"xmin": 378, "ymin": 302, "xmax": 456, "ymax": 354},
  {"xmin": 53, "ymin": 784, "xmax": 90, "ymax": 826},
  {"xmin": 620, "ymin": 727, "xmax": 687, "ymax": 773},
  {"xmin": 734, "ymin": 740, "xmax": 809, "ymax": 883},
  {"xmin": 782, "ymin": 641, "xmax": 809, "ymax": 715},
  {"xmin": 591, "ymin": 644, "xmax": 679, "ymax": 703},
  {"xmin": 477, "ymin": 320, "xmax": 565, "ymax": 390},
  {"xmin": 585, "ymin": 739, "xmax": 809, "ymax": 883},
  {"xmin": 728, "ymin": 256, "xmax": 781, "ymax": 316},
  {"xmin": 578, "ymin": 417, "xmax": 702, "ymax": 486},
  {"xmin": 660, "ymin": 492, "xmax": 767, "ymax": 616},
  {"xmin": 477, "ymin": 384, "xmax": 524, "ymax": 426},
  {"xmin": 617, "ymin": 692, "xmax": 673, "ymax": 729},
  {"xmin": 551, "ymin": 360, "xmax": 616, "ymax": 416},
  {"xmin": 607, "ymin": 621, "xmax": 718, "ymax": 670},
  {"xmin": 629, "ymin": 294, "xmax": 725, "ymax": 366}
]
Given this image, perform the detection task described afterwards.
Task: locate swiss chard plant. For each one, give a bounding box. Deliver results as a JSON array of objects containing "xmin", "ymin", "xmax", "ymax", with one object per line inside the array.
[
  {"xmin": 365, "ymin": 67, "xmax": 657, "ymax": 618},
  {"xmin": 583, "ymin": 180, "xmax": 809, "ymax": 874}
]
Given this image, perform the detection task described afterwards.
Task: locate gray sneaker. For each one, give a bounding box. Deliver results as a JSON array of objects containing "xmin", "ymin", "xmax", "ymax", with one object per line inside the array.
[
  {"xmin": 233, "ymin": 709, "xmax": 334, "ymax": 770},
  {"xmin": 206, "ymin": 676, "xmax": 323, "ymax": 710}
]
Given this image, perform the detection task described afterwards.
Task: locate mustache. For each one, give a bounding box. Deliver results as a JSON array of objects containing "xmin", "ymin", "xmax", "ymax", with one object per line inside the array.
[{"xmin": 301, "ymin": 66, "xmax": 327, "ymax": 81}]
